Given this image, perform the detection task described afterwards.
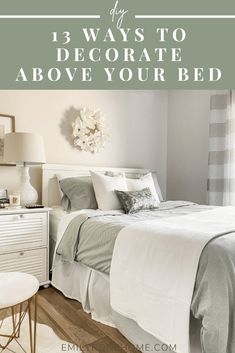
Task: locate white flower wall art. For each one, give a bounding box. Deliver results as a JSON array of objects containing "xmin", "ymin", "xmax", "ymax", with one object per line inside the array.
[{"xmin": 72, "ymin": 107, "xmax": 110, "ymax": 153}]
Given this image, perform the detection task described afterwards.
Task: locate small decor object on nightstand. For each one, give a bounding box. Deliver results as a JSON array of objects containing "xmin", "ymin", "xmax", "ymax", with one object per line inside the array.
[
  {"xmin": 0, "ymin": 188, "xmax": 8, "ymax": 199},
  {"xmin": 3, "ymin": 132, "xmax": 46, "ymax": 206},
  {"xmin": 9, "ymin": 193, "xmax": 21, "ymax": 207},
  {"xmin": 0, "ymin": 189, "xmax": 9, "ymax": 208},
  {"xmin": 25, "ymin": 204, "xmax": 45, "ymax": 209}
]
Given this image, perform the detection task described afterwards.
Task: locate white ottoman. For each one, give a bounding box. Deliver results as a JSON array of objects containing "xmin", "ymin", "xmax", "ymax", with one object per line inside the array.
[{"xmin": 0, "ymin": 272, "xmax": 39, "ymax": 353}]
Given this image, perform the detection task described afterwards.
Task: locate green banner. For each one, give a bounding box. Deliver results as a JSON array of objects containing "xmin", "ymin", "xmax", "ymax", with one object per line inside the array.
[{"xmin": 0, "ymin": 0, "xmax": 234, "ymax": 88}]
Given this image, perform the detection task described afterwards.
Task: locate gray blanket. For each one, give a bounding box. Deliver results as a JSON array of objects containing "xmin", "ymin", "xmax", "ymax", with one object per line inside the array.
[{"xmin": 56, "ymin": 201, "xmax": 235, "ymax": 353}]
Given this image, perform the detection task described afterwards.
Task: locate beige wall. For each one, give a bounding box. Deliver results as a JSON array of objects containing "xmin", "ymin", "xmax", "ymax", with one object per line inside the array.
[
  {"xmin": 0, "ymin": 90, "xmax": 168, "ymax": 201},
  {"xmin": 167, "ymin": 90, "xmax": 210, "ymax": 204},
  {"xmin": 0, "ymin": 90, "xmax": 212, "ymax": 205}
]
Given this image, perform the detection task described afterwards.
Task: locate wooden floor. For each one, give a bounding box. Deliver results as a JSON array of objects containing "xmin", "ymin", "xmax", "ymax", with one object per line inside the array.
[{"xmin": 37, "ymin": 286, "xmax": 139, "ymax": 353}]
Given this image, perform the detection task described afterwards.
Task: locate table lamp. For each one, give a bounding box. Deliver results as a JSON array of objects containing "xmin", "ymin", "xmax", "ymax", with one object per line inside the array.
[{"xmin": 3, "ymin": 132, "xmax": 46, "ymax": 205}]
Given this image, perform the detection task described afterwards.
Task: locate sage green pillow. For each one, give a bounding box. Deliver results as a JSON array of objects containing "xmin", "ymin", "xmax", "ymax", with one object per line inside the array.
[
  {"xmin": 115, "ymin": 187, "xmax": 159, "ymax": 214},
  {"xmin": 59, "ymin": 176, "xmax": 98, "ymax": 212}
]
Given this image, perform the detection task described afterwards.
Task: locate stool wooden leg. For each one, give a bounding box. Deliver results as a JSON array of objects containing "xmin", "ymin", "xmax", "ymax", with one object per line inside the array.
[
  {"xmin": 33, "ymin": 294, "xmax": 37, "ymax": 353},
  {"xmin": 28, "ymin": 294, "xmax": 37, "ymax": 353},
  {"xmin": 11, "ymin": 305, "xmax": 16, "ymax": 334},
  {"xmin": 28, "ymin": 298, "xmax": 33, "ymax": 353},
  {"xmin": 18, "ymin": 303, "xmax": 23, "ymax": 338},
  {"xmin": 11, "ymin": 303, "xmax": 23, "ymax": 339}
]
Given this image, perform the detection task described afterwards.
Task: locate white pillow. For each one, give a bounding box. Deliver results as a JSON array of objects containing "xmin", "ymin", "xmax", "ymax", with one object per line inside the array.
[
  {"xmin": 126, "ymin": 173, "xmax": 160, "ymax": 203},
  {"xmin": 151, "ymin": 172, "xmax": 163, "ymax": 201},
  {"xmin": 90, "ymin": 171, "xmax": 128, "ymax": 210}
]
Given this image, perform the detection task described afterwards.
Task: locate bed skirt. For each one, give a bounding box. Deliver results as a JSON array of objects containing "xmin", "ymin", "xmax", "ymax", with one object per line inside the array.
[{"xmin": 51, "ymin": 253, "xmax": 202, "ymax": 353}]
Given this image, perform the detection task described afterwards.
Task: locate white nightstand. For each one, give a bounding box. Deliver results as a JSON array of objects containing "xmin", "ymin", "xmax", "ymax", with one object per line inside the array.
[{"xmin": 0, "ymin": 207, "xmax": 51, "ymax": 287}]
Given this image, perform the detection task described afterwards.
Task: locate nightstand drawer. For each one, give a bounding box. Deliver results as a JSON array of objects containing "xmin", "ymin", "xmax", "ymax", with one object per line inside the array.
[
  {"xmin": 0, "ymin": 248, "xmax": 48, "ymax": 284},
  {"xmin": 0, "ymin": 212, "xmax": 48, "ymax": 252}
]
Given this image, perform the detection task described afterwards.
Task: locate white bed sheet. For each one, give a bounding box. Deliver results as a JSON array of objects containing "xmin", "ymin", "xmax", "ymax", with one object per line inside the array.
[
  {"xmin": 50, "ymin": 207, "xmax": 124, "ymax": 243},
  {"xmin": 49, "ymin": 206, "xmax": 67, "ymax": 243}
]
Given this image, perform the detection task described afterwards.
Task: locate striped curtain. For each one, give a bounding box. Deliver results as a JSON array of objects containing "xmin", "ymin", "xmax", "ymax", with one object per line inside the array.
[{"xmin": 208, "ymin": 90, "xmax": 235, "ymax": 205}]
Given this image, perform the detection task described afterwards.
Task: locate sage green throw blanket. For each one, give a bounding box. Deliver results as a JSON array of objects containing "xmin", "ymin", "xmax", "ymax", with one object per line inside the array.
[{"xmin": 56, "ymin": 201, "xmax": 235, "ymax": 353}]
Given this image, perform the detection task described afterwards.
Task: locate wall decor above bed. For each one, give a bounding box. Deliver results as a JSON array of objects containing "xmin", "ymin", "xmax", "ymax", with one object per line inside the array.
[{"xmin": 72, "ymin": 107, "xmax": 110, "ymax": 154}]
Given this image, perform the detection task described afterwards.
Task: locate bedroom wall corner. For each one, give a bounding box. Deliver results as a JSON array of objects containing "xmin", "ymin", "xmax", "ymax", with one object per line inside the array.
[{"xmin": 166, "ymin": 90, "xmax": 211, "ymax": 204}]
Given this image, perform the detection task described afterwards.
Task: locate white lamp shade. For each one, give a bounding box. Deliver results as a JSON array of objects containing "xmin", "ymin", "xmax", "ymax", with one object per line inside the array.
[{"xmin": 3, "ymin": 132, "xmax": 46, "ymax": 164}]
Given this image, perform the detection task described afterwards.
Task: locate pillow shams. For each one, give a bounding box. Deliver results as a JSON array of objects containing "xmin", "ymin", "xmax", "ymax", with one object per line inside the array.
[
  {"xmin": 90, "ymin": 171, "xmax": 127, "ymax": 210},
  {"xmin": 61, "ymin": 194, "xmax": 71, "ymax": 211},
  {"xmin": 151, "ymin": 172, "xmax": 163, "ymax": 201},
  {"xmin": 59, "ymin": 176, "xmax": 98, "ymax": 211},
  {"xmin": 126, "ymin": 173, "xmax": 160, "ymax": 202},
  {"xmin": 106, "ymin": 171, "xmax": 163, "ymax": 201},
  {"xmin": 115, "ymin": 187, "xmax": 160, "ymax": 214}
]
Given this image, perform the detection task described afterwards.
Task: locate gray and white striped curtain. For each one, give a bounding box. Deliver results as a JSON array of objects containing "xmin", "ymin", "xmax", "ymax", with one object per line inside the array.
[{"xmin": 208, "ymin": 90, "xmax": 235, "ymax": 205}]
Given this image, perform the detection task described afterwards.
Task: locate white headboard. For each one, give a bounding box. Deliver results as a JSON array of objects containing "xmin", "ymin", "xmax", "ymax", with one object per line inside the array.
[{"xmin": 42, "ymin": 164, "xmax": 149, "ymax": 207}]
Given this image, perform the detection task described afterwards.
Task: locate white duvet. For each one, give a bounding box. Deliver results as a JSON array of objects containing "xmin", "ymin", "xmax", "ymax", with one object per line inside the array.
[{"xmin": 110, "ymin": 206, "xmax": 235, "ymax": 353}]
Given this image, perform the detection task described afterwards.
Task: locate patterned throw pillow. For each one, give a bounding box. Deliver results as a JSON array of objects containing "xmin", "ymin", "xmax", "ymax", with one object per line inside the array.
[{"xmin": 115, "ymin": 187, "xmax": 159, "ymax": 214}]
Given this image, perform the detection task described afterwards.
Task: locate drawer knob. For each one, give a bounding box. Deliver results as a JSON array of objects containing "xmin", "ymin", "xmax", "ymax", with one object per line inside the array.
[{"xmin": 20, "ymin": 252, "xmax": 24, "ymax": 256}]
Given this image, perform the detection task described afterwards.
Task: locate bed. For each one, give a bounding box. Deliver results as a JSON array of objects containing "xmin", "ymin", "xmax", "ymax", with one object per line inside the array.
[{"xmin": 43, "ymin": 164, "xmax": 235, "ymax": 353}]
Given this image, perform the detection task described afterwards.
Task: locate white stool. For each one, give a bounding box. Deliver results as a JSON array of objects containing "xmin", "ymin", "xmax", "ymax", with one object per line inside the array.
[{"xmin": 0, "ymin": 272, "xmax": 39, "ymax": 353}]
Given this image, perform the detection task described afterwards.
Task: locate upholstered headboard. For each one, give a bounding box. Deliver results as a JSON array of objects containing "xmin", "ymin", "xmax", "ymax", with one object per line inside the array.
[{"xmin": 42, "ymin": 164, "xmax": 150, "ymax": 207}]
